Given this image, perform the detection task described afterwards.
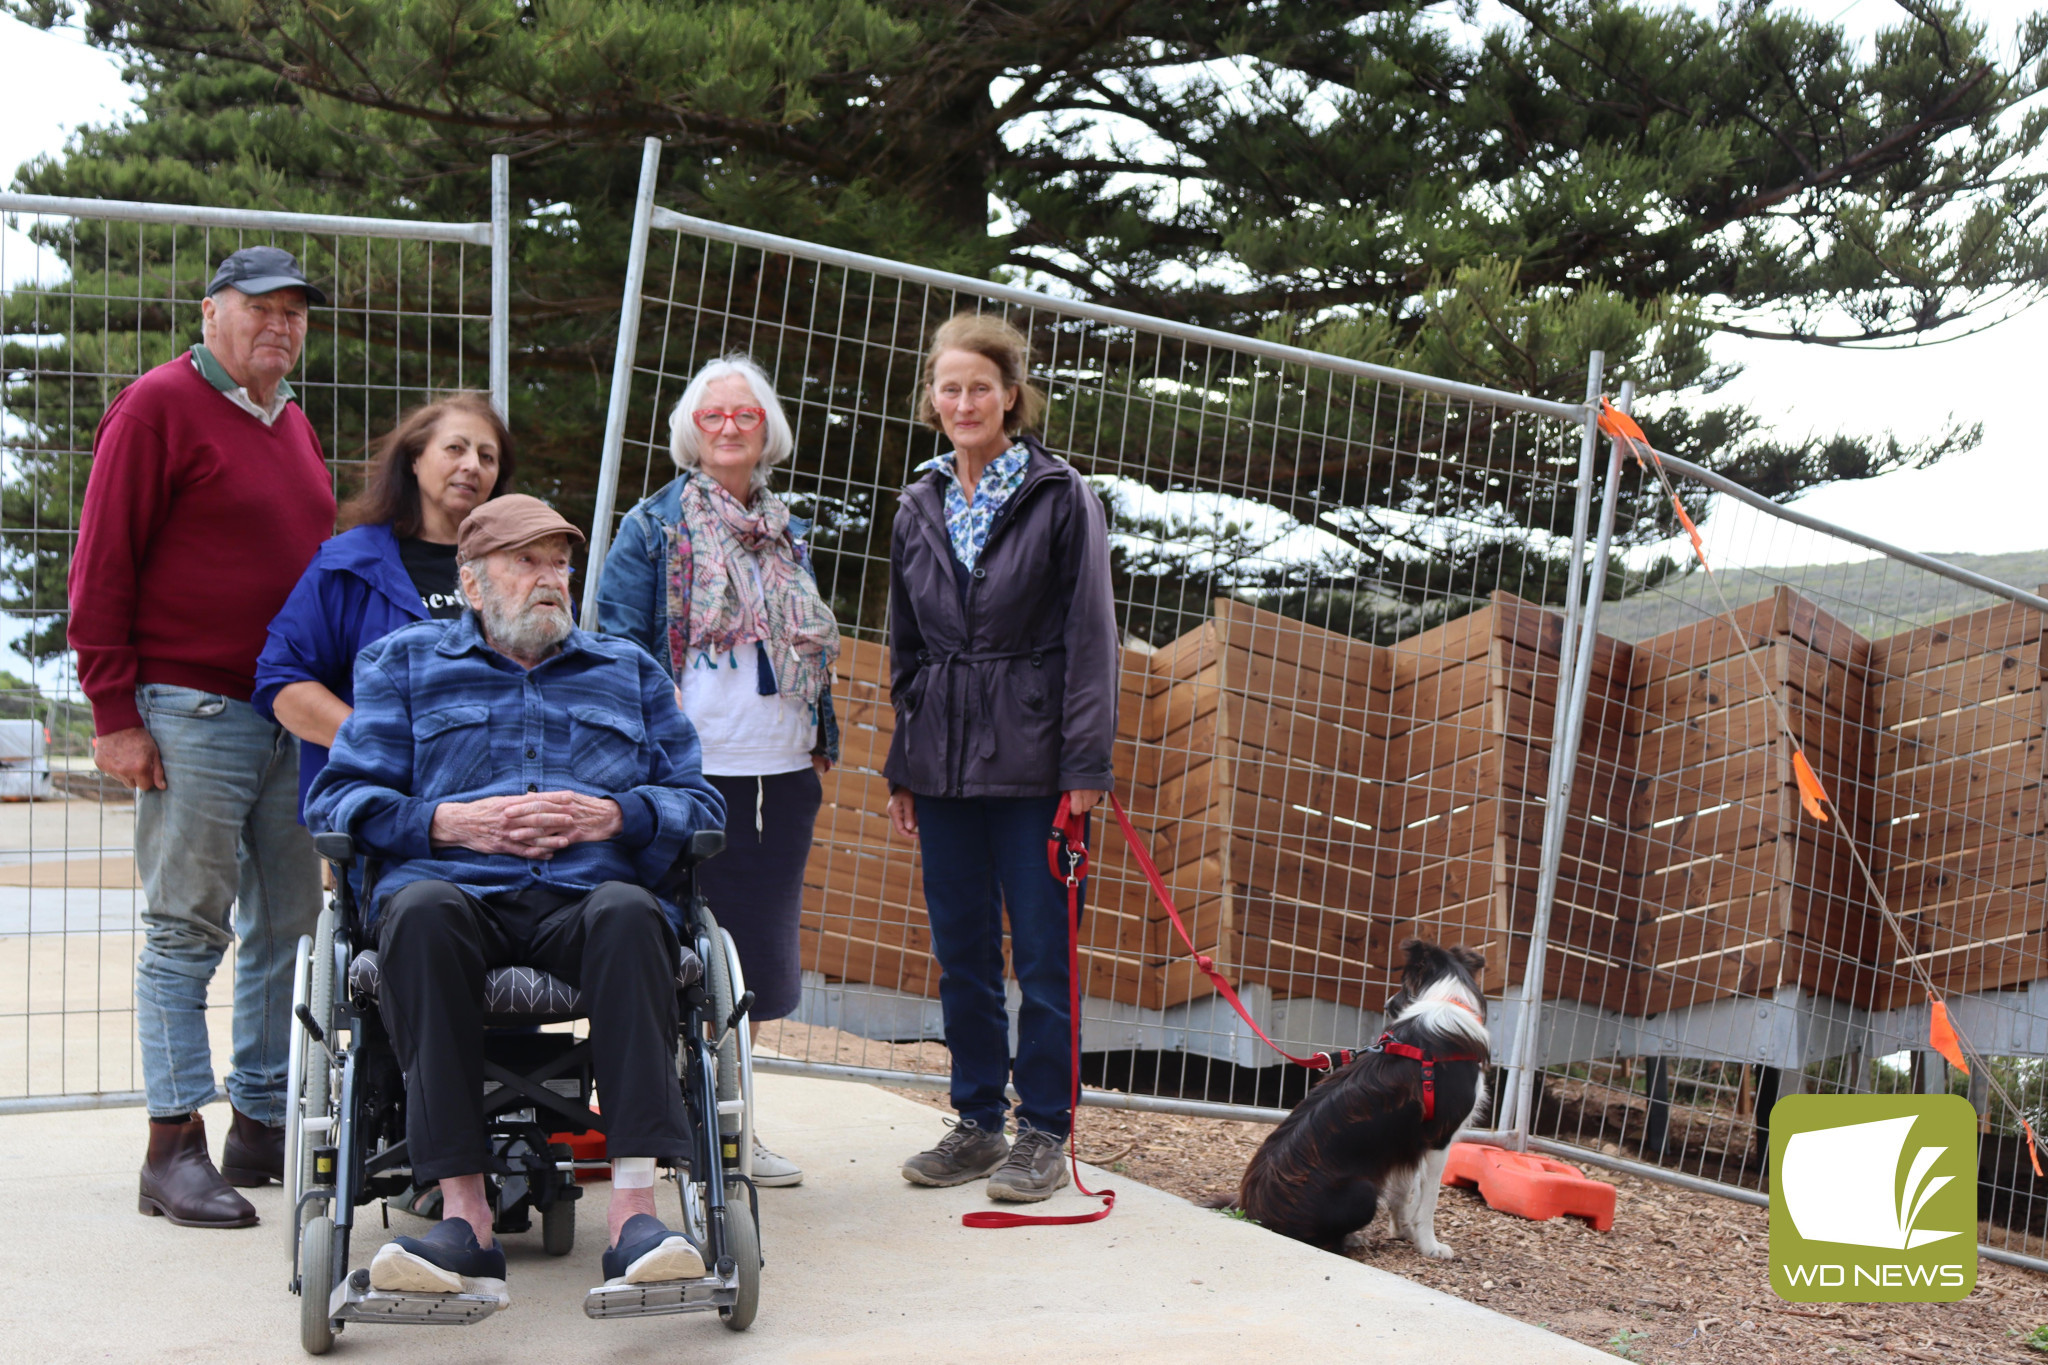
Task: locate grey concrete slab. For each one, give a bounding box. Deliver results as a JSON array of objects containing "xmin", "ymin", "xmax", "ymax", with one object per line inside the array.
[{"xmin": 0, "ymin": 1073, "xmax": 1609, "ymax": 1363}]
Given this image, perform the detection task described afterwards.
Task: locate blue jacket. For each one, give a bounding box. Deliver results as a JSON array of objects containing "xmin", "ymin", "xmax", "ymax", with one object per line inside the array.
[
  {"xmin": 596, "ymin": 477, "xmax": 841, "ymax": 763},
  {"xmin": 304, "ymin": 614, "xmax": 726, "ymax": 933},
  {"xmin": 254, "ymin": 523, "xmax": 427, "ymax": 819}
]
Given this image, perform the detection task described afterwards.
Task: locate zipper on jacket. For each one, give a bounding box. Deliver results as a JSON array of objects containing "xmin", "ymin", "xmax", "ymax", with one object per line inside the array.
[{"xmin": 902, "ymin": 462, "xmax": 1063, "ymax": 797}]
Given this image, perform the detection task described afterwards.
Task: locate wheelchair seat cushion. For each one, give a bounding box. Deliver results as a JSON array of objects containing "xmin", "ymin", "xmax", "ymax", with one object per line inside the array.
[{"xmin": 348, "ymin": 943, "xmax": 703, "ymax": 1023}]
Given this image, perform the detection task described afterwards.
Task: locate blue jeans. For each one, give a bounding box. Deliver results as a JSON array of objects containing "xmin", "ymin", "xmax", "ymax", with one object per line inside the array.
[
  {"xmin": 916, "ymin": 795, "xmax": 1082, "ymax": 1137},
  {"xmin": 133, "ymin": 686, "xmax": 321, "ymax": 1122}
]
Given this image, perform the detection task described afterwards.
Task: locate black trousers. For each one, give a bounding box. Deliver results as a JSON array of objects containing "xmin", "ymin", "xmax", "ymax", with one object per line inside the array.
[{"xmin": 376, "ymin": 879, "xmax": 691, "ymax": 1184}]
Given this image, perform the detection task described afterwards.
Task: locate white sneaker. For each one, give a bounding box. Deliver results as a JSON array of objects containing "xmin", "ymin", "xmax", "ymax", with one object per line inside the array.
[{"xmin": 751, "ymin": 1135, "xmax": 802, "ymax": 1187}]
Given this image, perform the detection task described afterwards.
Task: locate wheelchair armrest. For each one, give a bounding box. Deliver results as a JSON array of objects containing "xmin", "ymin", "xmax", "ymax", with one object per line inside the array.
[
  {"xmin": 312, "ymin": 832, "xmax": 357, "ymax": 866},
  {"xmin": 682, "ymin": 828, "xmax": 725, "ymax": 868}
]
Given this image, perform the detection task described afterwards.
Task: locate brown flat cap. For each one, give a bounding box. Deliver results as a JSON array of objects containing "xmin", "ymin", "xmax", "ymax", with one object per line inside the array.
[{"xmin": 456, "ymin": 494, "xmax": 586, "ymax": 564}]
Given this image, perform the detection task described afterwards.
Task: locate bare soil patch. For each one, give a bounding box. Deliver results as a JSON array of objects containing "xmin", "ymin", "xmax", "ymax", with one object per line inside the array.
[{"xmin": 877, "ymin": 1082, "xmax": 2048, "ymax": 1362}]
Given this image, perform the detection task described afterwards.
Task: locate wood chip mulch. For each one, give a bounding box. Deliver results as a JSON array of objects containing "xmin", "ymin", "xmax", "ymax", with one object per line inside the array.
[{"xmin": 881, "ymin": 1088, "xmax": 2048, "ymax": 1362}]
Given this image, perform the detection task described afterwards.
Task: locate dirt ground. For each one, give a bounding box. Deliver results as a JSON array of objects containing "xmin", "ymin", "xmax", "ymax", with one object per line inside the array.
[{"xmin": 879, "ymin": 1084, "xmax": 2048, "ymax": 1363}]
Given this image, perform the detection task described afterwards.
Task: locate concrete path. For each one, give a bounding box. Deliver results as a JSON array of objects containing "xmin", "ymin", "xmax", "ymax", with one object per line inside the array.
[{"xmin": 0, "ymin": 1073, "xmax": 1610, "ymax": 1363}]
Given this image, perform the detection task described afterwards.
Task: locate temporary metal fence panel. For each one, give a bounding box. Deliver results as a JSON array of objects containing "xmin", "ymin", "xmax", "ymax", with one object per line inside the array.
[
  {"xmin": 586, "ymin": 140, "xmax": 1604, "ymax": 1112},
  {"xmin": 590, "ymin": 140, "xmax": 2044, "ymax": 1269},
  {"xmin": 1518, "ymin": 444, "xmax": 2048, "ymax": 1270},
  {"xmin": 0, "ymin": 173, "xmax": 509, "ymax": 1107}
]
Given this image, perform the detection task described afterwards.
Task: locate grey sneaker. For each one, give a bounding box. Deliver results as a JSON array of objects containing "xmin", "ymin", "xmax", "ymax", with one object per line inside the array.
[
  {"xmin": 900, "ymin": 1120, "xmax": 1009, "ymax": 1187},
  {"xmin": 750, "ymin": 1135, "xmax": 802, "ymax": 1188},
  {"xmin": 986, "ymin": 1127, "xmax": 1070, "ymax": 1202}
]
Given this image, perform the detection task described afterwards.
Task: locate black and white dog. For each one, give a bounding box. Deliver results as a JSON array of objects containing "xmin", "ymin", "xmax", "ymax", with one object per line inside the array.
[{"xmin": 1237, "ymin": 940, "xmax": 1490, "ymax": 1257}]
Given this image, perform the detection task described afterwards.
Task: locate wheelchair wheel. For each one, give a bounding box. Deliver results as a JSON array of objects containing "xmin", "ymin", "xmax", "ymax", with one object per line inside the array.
[
  {"xmin": 283, "ymin": 936, "xmax": 312, "ymax": 1244},
  {"xmin": 697, "ymin": 907, "xmax": 748, "ymax": 1172},
  {"xmin": 698, "ymin": 907, "xmax": 740, "ymax": 1101},
  {"xmin": 299, "ymin": 1214, "xmax": 337, "ymax": 1355},
  {"xmin": 300, "ymin": 909, "xmax": 337, "ymax": 1188},
  {"xmin": 542, "ymin": 1149, "xmax": 576, "ymax": 1256},
  {"xmin": 719, "ymin": 1182, "xmax": 760, "ymax": 1331}
]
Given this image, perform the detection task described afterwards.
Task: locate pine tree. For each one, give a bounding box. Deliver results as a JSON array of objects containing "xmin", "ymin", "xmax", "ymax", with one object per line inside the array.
[{"xmin": 3, "ymin": 0, "xmax": 2041, "ymax": 651}]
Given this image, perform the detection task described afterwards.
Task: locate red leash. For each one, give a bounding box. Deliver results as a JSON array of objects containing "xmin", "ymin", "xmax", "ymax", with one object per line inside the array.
[
  {"xmin": 962, "ymin": 793, "xmax": 1116, "ymax": 1228},
  {"xmin": 1101, "ymin": 791, "xmax": 1345, "ymax": 1072},
  {"xmin": 962, "ymin": 788, "xmax": 1350, "ymax": 1229}
]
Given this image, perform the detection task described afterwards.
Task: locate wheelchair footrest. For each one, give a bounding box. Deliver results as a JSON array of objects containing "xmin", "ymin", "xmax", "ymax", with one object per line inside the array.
[
  {"xmin": 331, "ymin": 1267, "xmax": 509, "ymax": 1326},
  {"xmin": 582, "ymin": 1272, "xmax": 735, "ymax": 1320}
]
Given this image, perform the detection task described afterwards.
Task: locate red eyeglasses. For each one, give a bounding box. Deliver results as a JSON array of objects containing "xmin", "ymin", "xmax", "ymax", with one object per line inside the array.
[{"xmin": 692, "ymin": 407, "xmax": 767, "ymax": 433}]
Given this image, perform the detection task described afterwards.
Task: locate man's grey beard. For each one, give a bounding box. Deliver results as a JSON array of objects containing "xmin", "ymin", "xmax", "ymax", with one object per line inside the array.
[{"xmin": 471, "ymin": 570, "xmax": 572, "ymax": 659}]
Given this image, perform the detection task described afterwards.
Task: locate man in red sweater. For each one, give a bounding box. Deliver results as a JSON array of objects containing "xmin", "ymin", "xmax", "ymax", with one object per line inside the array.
[{"xmin": 71, "ymin": 246, "xmax": 338, "ymax": 1229}]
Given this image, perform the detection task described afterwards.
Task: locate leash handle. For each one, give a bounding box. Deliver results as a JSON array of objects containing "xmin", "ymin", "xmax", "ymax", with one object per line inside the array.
[
  {"xmin": 1102, "ymin": 791, "xmax": 1337, "ymax": 1072},
  {"xmin": 962, "ymin": 792, "xmax": 1116, "ymax": 1229}
]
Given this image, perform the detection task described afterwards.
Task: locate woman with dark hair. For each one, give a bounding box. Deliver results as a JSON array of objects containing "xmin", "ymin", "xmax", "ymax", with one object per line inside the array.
[
  {"xmin": 886, "ymin": 313, "xmax": 1119, "ymax": 1205},
  {"xmin": 255, "ymin": 390, "xmax": 512, "ymax": 815}
]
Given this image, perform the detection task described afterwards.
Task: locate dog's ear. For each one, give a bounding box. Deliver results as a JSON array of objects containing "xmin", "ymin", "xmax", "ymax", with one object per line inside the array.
[
  {"xmin": 1400, "ymin": 937, "xmax": 1438, "ymax": 971},
  {"xmin": 1450, "ymin": 944, "xmax": 1486, "ymax": 979}
]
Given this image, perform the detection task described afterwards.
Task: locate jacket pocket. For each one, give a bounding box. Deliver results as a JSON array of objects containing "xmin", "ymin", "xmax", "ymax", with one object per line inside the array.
[
  {"xmin": 993, "ymin": 658, "xmax": 1061, "ymax": 782},
  {"xmin": 895, "ymin": 667, "xmax": 929, "ymax": 719},
  {"xmin": 569, "ymin": 705, "xmax": 646, "ymax": 791},
  {"xmin": 413, "ymin": 705, "xmax": 492, "ymax": 794}
]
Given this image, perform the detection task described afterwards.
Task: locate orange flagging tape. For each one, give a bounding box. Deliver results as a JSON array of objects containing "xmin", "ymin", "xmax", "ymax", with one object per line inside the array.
[
  {"xmin": 1791, "ymin": 750, "xmax": 1831, "ymax": 823},
  {"xmin": 1671, "ymin": 497, "xmax": 1705, "ymax": 559},
  {"xmin": 1927, "ymin": 996, "xmax": 1971, "ymax": 1077},
  {"xmin": 1597, "ymin": 396, "xmax": 1650, "ymax": 451},
  {"xmin": 2024, "ymin": 1119, "xmax": 2046, "ymax": 1178}
]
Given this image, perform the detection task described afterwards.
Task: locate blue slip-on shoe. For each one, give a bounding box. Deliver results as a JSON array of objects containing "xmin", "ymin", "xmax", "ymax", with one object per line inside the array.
[
  {"xmin": 601, "ymin": 1213, "xmax": 706, "ymax": 1285},
  {"xmin": 370, "ymin": 1216, "xmax": 510, "ymax": 1298}
]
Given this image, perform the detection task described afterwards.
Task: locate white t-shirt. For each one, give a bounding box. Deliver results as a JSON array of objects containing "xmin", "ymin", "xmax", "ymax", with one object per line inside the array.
[
  {"xmin": 679, "ymin": 643, "xmax": 818, "ymax": 776},
  {"xmin": 677, "ymin": 547, "xmax": 818, "ymax": 776}
]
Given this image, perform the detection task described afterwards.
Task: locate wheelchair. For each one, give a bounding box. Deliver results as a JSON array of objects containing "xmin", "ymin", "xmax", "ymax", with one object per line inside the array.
[{"xmin": 283, "ymin": 827, "xmax": 761, "ymax": 1354}]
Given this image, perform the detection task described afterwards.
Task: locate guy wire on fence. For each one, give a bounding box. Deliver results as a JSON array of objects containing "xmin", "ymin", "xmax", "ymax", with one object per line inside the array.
[
  {"xmin": 1525, "ymin": 409, "xmax": 2048, "ymax": 1272},
  {"xmin": 1600, "ymin": 402, "xmax": 2048, "ymax": 1177}
]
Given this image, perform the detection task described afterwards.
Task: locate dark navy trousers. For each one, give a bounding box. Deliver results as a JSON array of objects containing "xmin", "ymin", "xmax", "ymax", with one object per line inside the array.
[{"xmin": 915, "ymin": 794, "xmax": 1085, "ymax": 1137}]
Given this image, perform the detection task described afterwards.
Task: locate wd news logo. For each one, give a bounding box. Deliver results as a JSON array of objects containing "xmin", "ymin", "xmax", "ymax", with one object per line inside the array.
[{"xmin": 1768, "ymin": 1095, "xmax": 1977, "ymax": 1302}]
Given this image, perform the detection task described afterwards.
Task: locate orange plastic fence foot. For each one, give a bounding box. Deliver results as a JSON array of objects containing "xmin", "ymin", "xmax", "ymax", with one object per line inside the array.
[{"xmin": 1440, "ymin": 1142, "xmax": 1615, "ymax": 1231}]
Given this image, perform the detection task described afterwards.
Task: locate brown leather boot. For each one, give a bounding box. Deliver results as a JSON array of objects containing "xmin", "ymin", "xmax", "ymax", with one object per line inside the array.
[
  {"xmin": 221, "ymin": 1106, "xmax": 286, "ymax": 1187},
  {"xmin": 138, "ymin": 1116, "xmax": 259, "ymax": 1228}
]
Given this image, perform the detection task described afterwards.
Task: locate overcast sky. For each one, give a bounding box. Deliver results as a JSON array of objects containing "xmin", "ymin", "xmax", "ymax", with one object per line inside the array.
[{"xmin": 3, "ymin": 3, "xmax": 2044, "ymax": 581}]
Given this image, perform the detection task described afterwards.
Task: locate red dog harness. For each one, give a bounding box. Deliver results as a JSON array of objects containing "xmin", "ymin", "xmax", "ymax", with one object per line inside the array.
[{"xmin": 1367, "ymin": 1028, "xmax": 1487, "ymax": 1121}]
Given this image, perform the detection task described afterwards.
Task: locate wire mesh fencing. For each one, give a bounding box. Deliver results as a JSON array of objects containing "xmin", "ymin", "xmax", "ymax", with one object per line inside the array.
[
  {"xmin": 0, "ymin": 184, "xmax": 506, "ymax": 1107},
  {"xmin": 587, "ymin": 144, "xmax": 1606, "ymax": 1113},
  {"xmin": 1517, "ymin": 451, "xmax": 2048, "ymax": 1266},
  {"xmin": 591, "ymin": 143, "xmax": 2045, "ymax": 1268}
]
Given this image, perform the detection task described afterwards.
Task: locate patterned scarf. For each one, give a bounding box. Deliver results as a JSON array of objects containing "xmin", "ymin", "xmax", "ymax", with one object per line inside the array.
[{"xmin": 666, "ymin": 471, "xmax": 840, "ymax": 708}]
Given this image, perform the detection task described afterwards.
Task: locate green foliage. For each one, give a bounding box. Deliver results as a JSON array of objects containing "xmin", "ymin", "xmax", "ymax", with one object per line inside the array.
[
  {"xmin": 2023, "ymin": 1323, "xmax": 2048, "ymax": 1353},
  {"xmin": 1604, "ymin": 1327, "xmax": 1648, "ymax": 1361},
  {"xmin": 5, "ymin": 0, "xmax": 2046, "ymax": 651},
  {"xmin": 0, "ymin": 671, "xmax": 94, "ymax": 756}
]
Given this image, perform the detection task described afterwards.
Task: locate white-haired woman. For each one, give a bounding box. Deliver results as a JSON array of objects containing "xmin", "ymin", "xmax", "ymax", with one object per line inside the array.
[{"xmin": 597, "ymin": 354, "xmax": 841, "ymax": 1188}]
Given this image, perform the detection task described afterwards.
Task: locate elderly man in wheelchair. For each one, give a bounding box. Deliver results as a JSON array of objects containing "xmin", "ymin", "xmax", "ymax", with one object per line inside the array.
[{"xmin": 303, "ymin": 496, "xmax": 731, "ymax": 1324}]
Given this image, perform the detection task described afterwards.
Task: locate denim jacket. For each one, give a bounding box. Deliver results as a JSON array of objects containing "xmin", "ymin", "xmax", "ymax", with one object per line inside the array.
[{"xmin": 595, "ymin": 477, "xmax": 841, "ymax": 764}]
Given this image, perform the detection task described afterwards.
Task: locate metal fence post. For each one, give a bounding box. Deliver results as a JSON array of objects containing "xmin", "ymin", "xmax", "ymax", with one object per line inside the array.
[
  {"xmin": 490, "ymin": 154, "xmax": 511, "ymax": 420},
  {"xmin": 1502, "ymin": 351, "xmax": 1603, "ymax": 1150},
  {"xmin": 1557, "ymin": 379, "xmax": 1633, "ymax": 782},
  {"xmin": 579, "ymin": 136, "xmax": 664, "ymax": 626}
]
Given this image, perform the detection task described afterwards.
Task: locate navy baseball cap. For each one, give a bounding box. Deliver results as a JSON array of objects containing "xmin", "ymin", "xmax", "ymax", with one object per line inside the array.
[{"xmin": 205, "ymin": 246, "xmax": 327, "ymax": 306}]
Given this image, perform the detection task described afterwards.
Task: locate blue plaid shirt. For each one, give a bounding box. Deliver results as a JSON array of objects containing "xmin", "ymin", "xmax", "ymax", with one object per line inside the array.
[
  {"xmin": 305, "ymin": 611, "xmax": 726, "ymax": 929},
  {"xmin": 916, "ymin": 440, "xmax": 1030, "ymax": 569}
]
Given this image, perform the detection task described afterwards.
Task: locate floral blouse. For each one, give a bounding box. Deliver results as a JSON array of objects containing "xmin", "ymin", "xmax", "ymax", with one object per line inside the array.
[{"xmin": 916, "ymin": 440, "xmax": 1030, "ymax": 570}]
